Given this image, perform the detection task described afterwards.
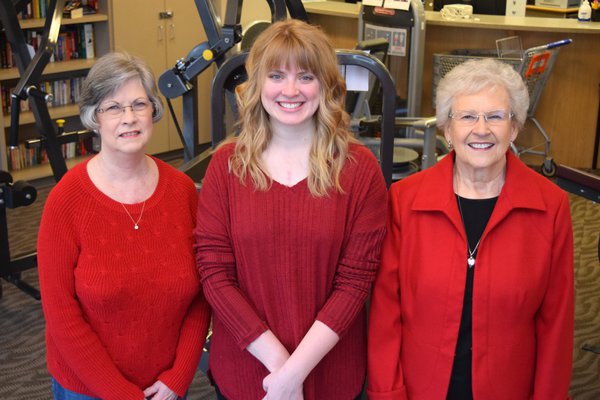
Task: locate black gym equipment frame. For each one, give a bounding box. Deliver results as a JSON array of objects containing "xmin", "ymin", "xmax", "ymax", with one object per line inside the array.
[
  {"xmin": 158, "ymin": 0, "xmax": 308, "ymax": 163},
  {"xmin": 0, "ymin": 0, "xmax": 92, "ymax": 299}
]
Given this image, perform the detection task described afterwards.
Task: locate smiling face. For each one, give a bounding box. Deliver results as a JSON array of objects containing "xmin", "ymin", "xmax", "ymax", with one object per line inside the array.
[
  {"xmin": 445, "ymin": 85, "xmax": 518, "ymax": 178},
  {"xmin": 260, "ymin": 65, "xmax": 321, "ymax": 131},
  {"xmin": 96, "ymin": 78, "xmax": 153, "ymax": 157}
]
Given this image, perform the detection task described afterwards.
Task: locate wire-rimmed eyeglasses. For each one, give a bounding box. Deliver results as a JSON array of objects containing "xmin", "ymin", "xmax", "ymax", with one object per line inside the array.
[
  {"xmin": 96, "ymin": 100, "xmax": 152, "ymax": 118},
  {"xmin": 449, "ymin": 110, "xmax": 514, "ymax": 127}
]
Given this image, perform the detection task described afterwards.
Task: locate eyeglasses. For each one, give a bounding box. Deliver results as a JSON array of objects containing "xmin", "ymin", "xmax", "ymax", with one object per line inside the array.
[
  {"xmin": 96, "ymin": 100, "xmax": 152, "ymax": 118},
  {"xmin": 448, "ymin": 110, "xmax": 514, "ymax": 127}
]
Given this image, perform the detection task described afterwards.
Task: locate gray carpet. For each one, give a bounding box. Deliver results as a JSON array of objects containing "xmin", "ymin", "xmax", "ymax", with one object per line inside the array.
[
  {"xmin": 570, "ymin": 191, "xmax": 600, "ymax": 400},
  {"xmin": 0, "ymin": 172, "xmax": 599, "ymax": 399}
]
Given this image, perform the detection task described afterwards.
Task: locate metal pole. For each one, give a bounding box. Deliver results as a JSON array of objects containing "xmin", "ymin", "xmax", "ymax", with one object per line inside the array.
[{"xmin": 407, "ymin": 0, "xmax": 425, "ymax": 117}]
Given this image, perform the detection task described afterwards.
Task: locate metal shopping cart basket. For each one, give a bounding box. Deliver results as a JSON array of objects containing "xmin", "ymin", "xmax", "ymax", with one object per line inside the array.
[{"xmin": 432, "ymin": 39, "xmax": 572, "ymax": 176}]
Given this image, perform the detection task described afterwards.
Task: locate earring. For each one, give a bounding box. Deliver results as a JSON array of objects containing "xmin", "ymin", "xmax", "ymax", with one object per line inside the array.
[{"xmin": 447, "ymin": 140, "xmax": 453, "ymax": 150}]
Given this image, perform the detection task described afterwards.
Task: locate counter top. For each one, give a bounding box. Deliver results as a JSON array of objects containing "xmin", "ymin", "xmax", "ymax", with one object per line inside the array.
[
  {"xmin": 302, "ymin": 0, "xmax": 361, "ymax": 18},
  {"xmin": 424, "ymin": 10, "xmax": 600, "ymax": 33},
  {"xmin": 303, "ymin": 1, "xmax": 600, "ymax": 33}
]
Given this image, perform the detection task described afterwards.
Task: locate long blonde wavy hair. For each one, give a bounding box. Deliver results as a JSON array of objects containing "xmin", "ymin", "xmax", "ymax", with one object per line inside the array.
[{"xmin": 226, "ymin": 19, "xmax": 355, "ymax": 197}]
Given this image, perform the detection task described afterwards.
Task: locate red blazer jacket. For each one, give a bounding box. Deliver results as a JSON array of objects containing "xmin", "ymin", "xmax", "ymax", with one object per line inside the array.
[{"xmin": 368, "ymin": 152, "xmax": 574, "ymax": 400}]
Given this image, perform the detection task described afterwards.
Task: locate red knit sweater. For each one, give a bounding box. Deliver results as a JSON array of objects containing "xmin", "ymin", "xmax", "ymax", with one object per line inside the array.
[
  {"xmin": 37, "ymin": 157, "xmax": 210, "ymax": 400},
  {"xmin": 195, "ymin": 143, "xmax": 387, "ymax": 400}
]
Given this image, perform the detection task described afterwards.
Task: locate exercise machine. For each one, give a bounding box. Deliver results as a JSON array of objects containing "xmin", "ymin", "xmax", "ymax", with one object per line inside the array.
[
  {"xmin": 158, "ymin": 0, "xmax": 308, "ymax": 163},
  {"xmin": 159, "ymin": 0, "xmax": 418, "ymax": 186},
  {"xmin": 0, "ymin": 0, "xmax": 93, "ymax": 298},
  {"xmin": 354, "ymin": 1, "xmax": 449, "ymax": 174}
]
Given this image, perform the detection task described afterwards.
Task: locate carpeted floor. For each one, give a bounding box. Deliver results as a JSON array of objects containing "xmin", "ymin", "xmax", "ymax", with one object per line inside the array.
[{"xmin": 0, "ymin": 167, "xmax": 599, "ymax": 399}]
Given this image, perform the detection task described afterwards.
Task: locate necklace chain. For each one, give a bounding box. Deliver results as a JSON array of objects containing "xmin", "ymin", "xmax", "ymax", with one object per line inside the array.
[
  {"xmin": 456, "ymin": 195, "xmax": 481, "ymax": 268},
  {"xmin": 120, "ymin": 201, "xmax": 146, "ymax": 230}
]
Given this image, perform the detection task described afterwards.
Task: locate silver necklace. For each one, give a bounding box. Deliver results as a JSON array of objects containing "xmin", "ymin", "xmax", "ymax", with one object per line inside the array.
[
  {"xmin": 120, "ymin": 201, "xmax": 146, "ymax": 230},
  {"xmin": 456, "ymin": 195, "xmax": 481, "ymax": 268}
]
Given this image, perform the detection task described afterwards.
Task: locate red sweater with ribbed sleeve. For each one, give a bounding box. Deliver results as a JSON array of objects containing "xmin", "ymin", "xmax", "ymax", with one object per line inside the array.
[
  {"xmin": 195, "ymin": 143, "xmax": 387, "ymax": 400},
  {"xmin": 37, "ymin": 156, "xmax": 210, "ymax": 400}
]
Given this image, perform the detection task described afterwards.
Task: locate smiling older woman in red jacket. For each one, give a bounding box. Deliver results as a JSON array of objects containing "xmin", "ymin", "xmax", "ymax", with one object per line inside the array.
[{"xmin": 367, "ymin": 58, "xmax": 574, "ymax": 400}]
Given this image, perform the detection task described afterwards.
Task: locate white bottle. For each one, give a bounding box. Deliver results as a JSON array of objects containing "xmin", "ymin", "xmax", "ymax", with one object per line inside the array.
[{"xmin": 578, "ymin": 0, "xmax": 592, "ymax": 21}]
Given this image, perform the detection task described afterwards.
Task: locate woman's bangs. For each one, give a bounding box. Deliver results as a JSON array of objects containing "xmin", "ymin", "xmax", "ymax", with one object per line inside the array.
[{"xmin": 263, "ymin": 37, "xmax": 316, "ymax": 74}]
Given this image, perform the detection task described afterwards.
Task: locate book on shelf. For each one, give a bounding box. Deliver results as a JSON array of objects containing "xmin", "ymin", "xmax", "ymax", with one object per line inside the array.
[
  {"xmin": 33, "ymin": 0, "xmax": 40, "ymax": 19},
  {"xmin": 2, "ymin": 77, "xmax": 85, "ymax": 115},
  {"xmin": 17, "ymin": 0, "xmax": 45, "ymax": 19},
  {"xmin": 0, "ymin": 25, "xmax": 94, "ymax": 68},
  {"xmin": 40, "ymin": 0, "xmax": 47, "ymax": 18},
  {"xmin": 83, "ymin": 23, "xmax": 94, "ymax": 60},
  {"xmin": 22, "ymin": 3, "xmax": 33, "ymax": 19},
  {"xmin": 0, "ymin": 32, "xmax": 8, "ymax": 68},
  {"xmin": 0, "ymin": 32, "xmax": 17, "ymax": 68}
]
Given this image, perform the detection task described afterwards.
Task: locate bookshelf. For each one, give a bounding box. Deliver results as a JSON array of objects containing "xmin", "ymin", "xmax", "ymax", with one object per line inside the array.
[
  {"xmin": 0, "ymin": 0, "xmax": 111, "ymax": 180},
  {"xmin": 18, "ymin": 13, "xmax": 108, "ymax": 29},
  {"xmin": 3, "ymin": 104, "xmax": 80, "ymax": 127},
  {"xmin": 0, "ymin": 58, "xmax": 97, "ymax": 81}
]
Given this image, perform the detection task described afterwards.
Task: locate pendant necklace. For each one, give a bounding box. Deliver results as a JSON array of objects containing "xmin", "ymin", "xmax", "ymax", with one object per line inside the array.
[
  {"xmin": 456, "ymin": 195, "xmax": 481, "ymax": 268},
  {"xmin": 120, "ymin": 201, "xmax": 146, "ymax": 230}
]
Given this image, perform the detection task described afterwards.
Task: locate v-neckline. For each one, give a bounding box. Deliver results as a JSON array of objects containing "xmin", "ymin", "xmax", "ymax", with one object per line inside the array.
[{"xmin": 270, "ymin": 176, "xmax": 308, "ymax": 190}]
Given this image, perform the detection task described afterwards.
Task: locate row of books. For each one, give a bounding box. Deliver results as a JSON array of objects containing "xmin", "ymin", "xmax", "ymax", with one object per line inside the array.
[
  {"xmin": 17, "ymin": 0, "xmax": 98, "ymax": 20},
  {"xmin": 1, "ymin": 77, "xmax": 85, "ymax": 115},
  {"xmin": 7, "ymin": 139, "xmax": 90, "ymax": 171},
  {"xmin": 0, "ymin": 24, "xmax": 95, "ymax": 69}
]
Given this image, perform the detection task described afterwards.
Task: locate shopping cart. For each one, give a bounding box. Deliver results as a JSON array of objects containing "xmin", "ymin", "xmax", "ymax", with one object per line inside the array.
[{"xmin": 432, "ymin": 39, "xmax": 572, "ymax": 176}]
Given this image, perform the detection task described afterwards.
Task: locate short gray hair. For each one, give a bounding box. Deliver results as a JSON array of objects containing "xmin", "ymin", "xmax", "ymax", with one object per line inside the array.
[
  {"xmin": 79, "ymin": 52, "xmax": 164, "ymax": 130},
  {"xmin": 435, "ymin": 58, "xmax": 529, "ymax": 131}
]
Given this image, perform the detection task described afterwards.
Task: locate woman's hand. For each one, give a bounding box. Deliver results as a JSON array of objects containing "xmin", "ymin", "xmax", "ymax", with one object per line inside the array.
[
  {"xmin": 262, "ymin": 368, "xmax": 303, "ymax": 400},
  {"xmin": 143, "ymin": 380, "xmax": 178, "ymax": 400}
]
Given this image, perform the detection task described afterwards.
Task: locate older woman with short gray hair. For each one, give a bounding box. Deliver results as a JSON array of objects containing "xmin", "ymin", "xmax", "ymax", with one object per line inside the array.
[
  {"xmin": 38, "ymin": 52, "xmax": 210, "ymax": 400},
  {"xmin": 368, "ymin": 58, "xmax": 574, "ymax": 399}
]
